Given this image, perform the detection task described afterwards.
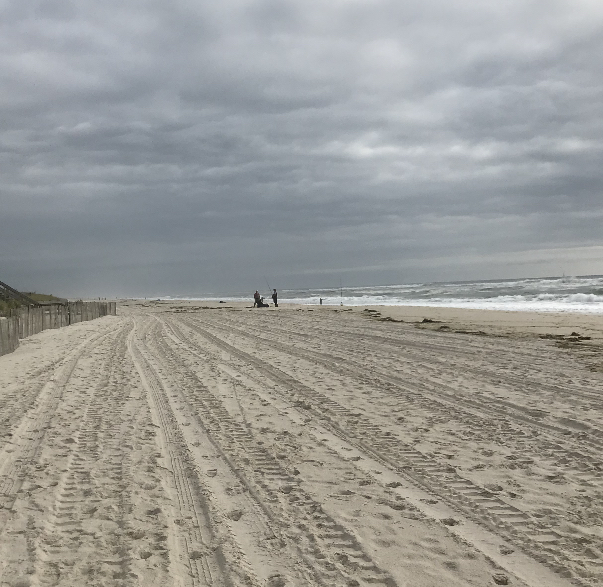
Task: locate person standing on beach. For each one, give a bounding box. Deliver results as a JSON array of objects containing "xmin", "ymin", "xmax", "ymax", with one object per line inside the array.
[
  {"xmin": 272, "ymin": 289, "xmax": 278, "ymax": 307},
  {"xmin": 253, "ymin": 290, "xmax": 260, "ymax": 307}
]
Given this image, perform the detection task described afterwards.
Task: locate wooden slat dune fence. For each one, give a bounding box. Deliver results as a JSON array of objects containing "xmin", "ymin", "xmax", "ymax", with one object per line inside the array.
[{"xmin": 0, "ymin": 301, "xmax": 116, "ymax": 357}]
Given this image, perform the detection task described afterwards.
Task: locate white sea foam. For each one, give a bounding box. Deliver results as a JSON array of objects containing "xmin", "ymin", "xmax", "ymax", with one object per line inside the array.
[
  {"xmin": 280, "ymin": 296, "xmax": 603, "ymax": 313},
  {"xmin": 155, "ymin": 275, "xmax": 603, "ymax": 314}
]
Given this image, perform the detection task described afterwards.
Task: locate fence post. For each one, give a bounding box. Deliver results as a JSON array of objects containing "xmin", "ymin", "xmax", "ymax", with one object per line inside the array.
[
  {"xmin": 10, "ymin": 317, "xmax": 18, "ymax": 352},
  {"xmin": 22, "ymin": 306, "xmax": 29, "ymax": 338},
  {"xmin": 0, "ymin": 318, "xmax": 6, "ymax": 356},
  {"xmin": 0, "ymin": 317, "xmax": 19, "ymax": 356},
  {"xmin": 35, "ymin": 307, "xmax": 42, "ymax": 334}
]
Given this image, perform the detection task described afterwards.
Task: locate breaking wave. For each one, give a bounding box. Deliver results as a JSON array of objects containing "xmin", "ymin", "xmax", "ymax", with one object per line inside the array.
[{"xmin": 161, "ymin": 275, "xmax": 603, "ymax": 314}]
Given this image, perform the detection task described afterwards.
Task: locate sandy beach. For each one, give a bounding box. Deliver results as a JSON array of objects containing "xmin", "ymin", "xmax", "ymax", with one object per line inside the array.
[{"xmin": 0, "ymin": 301, "xmax": 601, "ymax": 587}]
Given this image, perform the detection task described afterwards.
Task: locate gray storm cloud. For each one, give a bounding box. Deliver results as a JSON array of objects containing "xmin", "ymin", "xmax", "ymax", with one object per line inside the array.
[{"xmin": 1, "ymin": 0, "xmax": 602, "ymax": 296}]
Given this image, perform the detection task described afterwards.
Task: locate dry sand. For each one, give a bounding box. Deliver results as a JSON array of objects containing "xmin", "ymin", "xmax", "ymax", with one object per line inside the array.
[{"xmin": 0, "ymin": 300, "xmax": 602, "ymax": 587}]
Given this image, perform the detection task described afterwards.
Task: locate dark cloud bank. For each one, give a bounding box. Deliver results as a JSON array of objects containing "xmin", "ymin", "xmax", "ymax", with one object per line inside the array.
[{"xmin": 1, "ymin": 0, "xmax": 602, "ymax": 297}]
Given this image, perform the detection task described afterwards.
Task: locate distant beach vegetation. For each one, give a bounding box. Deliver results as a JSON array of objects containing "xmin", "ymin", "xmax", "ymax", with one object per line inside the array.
[{"xmin": 0, "ymin": 292, "xmax": 64, "ymax": 316}]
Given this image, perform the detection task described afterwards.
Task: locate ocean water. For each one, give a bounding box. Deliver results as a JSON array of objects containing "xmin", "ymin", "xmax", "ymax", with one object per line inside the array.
[{"xmin": 162, "ymin": 275, "xmax": 603, "ymax": 314}]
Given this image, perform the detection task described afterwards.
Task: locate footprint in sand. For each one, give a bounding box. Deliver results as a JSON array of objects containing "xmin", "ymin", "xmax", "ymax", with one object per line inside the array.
[
  {"xmin": 227, "ymin": 509, "xmax": 244, "ymax": 521},
  {"xmin": 266, "ymin": 574, "xmax": 287, "ymax": 587}
]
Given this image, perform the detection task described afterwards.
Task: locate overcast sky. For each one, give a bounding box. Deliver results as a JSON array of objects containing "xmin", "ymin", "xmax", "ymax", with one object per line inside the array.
[{"xmin": 2, "ymin": 0, "xmax": 602, "ymax": 297}]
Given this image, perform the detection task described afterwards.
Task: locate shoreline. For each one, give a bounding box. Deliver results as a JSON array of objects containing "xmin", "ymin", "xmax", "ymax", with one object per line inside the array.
[{"xmin": 121, "ymin": 298, "xmax": 603, "ymax": 342}]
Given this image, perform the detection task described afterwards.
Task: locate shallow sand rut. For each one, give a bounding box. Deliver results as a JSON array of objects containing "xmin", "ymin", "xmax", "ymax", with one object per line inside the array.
[{"xmin": 0, "ymin": 304, "xmax": 601, "ymax": 587}]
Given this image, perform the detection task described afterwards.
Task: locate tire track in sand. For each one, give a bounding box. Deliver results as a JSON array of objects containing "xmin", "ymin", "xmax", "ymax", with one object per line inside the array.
[
  {"xmin": 200, "ymin": 316, "xmax": 603, "ymax": 458},
  {"xmin": 0, "ymin": 329, "xmax": 113, "ymax": 517},
  {"xmin": 128, "ymin": 318, "xmax": 237, "ymax": 587},
  {"xmin": 157, "ymin": 317, "xmax": 398, "ymax": 587},
  {"xmin": 31, "ymin": 320, "xmax": 135, "ymax": 586},
  {"xmin": 175, "ymin": 317, "xmax": 586, "ymax": 587}
]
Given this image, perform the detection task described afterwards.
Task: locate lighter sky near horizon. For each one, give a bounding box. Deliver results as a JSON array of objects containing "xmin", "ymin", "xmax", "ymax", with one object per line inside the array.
[{"xmin": 1, "ymin": 0, "xmax": 603, "ymax": 298}]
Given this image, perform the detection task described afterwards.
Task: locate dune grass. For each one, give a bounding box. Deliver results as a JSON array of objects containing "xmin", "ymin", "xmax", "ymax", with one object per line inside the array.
[
  {"xmin": 0, "ymin": 292, "xmax": 64, "ymax": 316},
  {"xmin": 23, "ymin": 292, "xmax": 65, "ymax": 303}
]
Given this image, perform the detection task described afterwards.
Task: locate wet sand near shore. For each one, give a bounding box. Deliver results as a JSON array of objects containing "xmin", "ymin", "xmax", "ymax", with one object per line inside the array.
[{"xmin": 0, "ymin": 300, "xmax": 601, "ymax": 586}]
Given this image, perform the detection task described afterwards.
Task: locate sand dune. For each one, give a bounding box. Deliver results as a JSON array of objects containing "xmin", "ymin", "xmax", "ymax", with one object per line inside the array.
[{"xmin": 0, "ymin": 300, "xmax": 601, "ymax": 586}]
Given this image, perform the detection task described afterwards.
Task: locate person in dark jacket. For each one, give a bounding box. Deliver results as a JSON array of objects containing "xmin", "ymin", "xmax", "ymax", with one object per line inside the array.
[
  {"xmin": 253, "ymin": 290, "xmax": 260, "ymax": 307},
  {"xmin": 272, "ymin": 289, "xmax": 278, "ymax": 307}
]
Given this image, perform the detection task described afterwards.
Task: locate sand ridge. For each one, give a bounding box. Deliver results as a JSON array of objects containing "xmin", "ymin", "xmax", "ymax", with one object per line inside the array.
[{"xmin": 0, "ymin": 300, "xmax": 601, "ymax": 586}]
